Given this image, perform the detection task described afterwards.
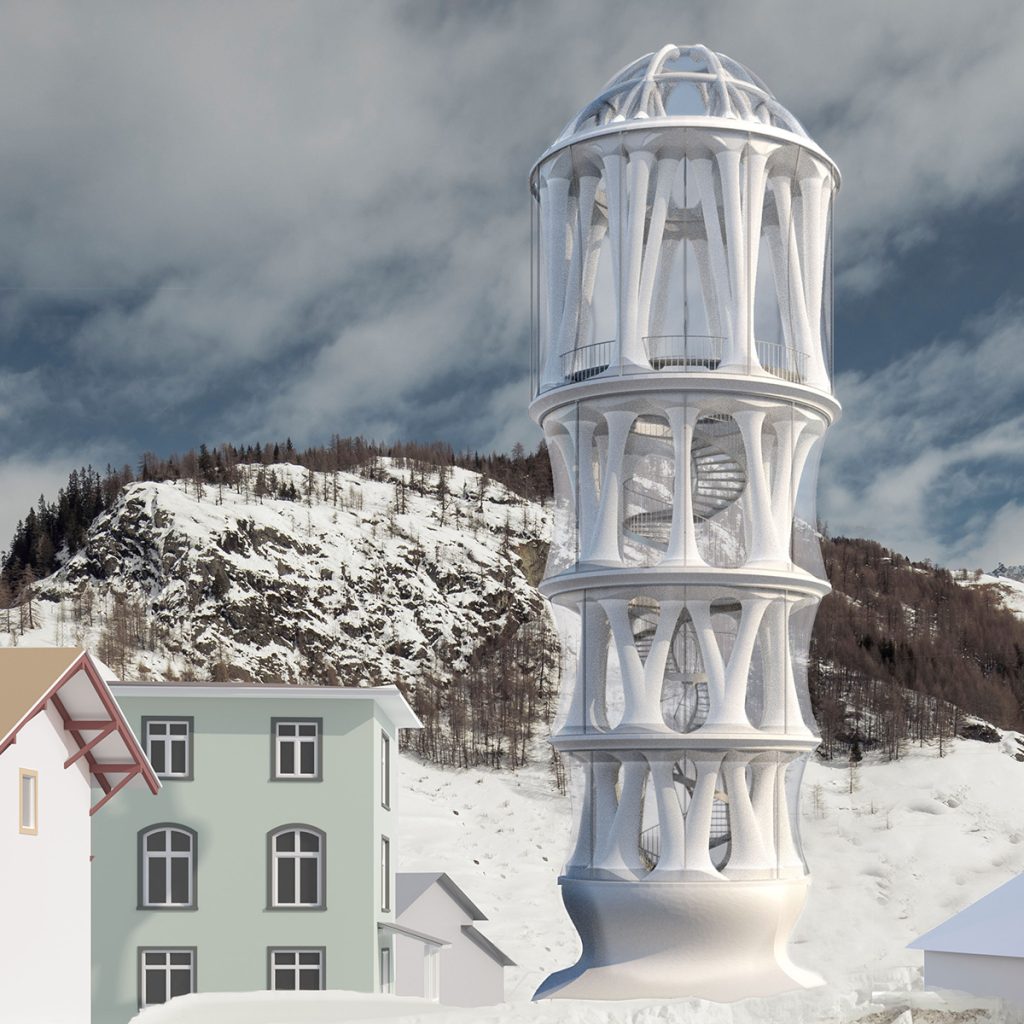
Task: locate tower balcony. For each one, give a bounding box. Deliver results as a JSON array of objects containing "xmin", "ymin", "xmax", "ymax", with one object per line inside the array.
[{"xmin": 550, "ymin": 335, "xmax": 809, "ymax": 393}]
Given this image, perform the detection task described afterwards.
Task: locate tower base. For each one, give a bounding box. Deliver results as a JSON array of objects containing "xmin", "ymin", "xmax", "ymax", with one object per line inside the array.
[{"xmin": 534, "ymin": 876, "xmax": 822, "ymax": 1002}]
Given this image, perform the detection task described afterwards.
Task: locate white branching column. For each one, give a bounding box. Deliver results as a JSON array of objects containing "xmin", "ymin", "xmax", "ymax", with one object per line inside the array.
[{"xmin": 531, "ymin": 44, "xmax": 841, "ymax": 1002}]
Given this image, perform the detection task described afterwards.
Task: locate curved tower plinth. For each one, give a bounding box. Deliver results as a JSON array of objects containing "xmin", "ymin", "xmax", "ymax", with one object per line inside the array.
[{"xmin": 529, "ymin": 45, "xmax": 840, "ymax": 1002}]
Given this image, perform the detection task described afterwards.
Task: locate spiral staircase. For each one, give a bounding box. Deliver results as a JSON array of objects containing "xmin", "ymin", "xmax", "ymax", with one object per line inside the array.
[{"xmin": 622, "ymin": 414, "xmax": 747, "ymax": 551}]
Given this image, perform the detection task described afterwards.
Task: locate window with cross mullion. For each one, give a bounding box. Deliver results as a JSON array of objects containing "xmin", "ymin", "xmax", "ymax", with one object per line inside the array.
[{"xmin": 272, "ymin": 719, "xmax": 321, "ymax": 780}]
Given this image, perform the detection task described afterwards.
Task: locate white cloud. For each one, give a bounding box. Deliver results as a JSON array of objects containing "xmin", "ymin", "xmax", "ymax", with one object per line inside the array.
[
  {"xmin": 0, "ymin": 0, "xmax": 1022, "ymax": 547},
  {"xmin": 0, "ymin": 451, "xmax": 116, "ymax": 553},
  {"xmin": 820, "ymin": 303, "xmax": 1024, "ymax": 566}
]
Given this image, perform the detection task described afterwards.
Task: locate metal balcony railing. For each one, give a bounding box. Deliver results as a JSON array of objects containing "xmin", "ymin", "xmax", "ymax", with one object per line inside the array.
[
  {"xmin": 642, "ymin": 335, "xmax": 808, "ymax": 384},
  {"xmin": 643, "ymin": 334, "xmax": 724, "ymax": 371},
  {"xmin": 560, "ymin": 340, "xmax": 613, "ymax": 383},
  {"xmin": 754, "ymin": 339, "xmax": 807, "ymax": 384},
  {"xmin": 546, "ymin": 336, "xmax": 811, "ymax": 393}
]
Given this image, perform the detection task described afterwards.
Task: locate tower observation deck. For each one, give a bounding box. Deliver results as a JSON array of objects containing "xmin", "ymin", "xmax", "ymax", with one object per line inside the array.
[{"xmin": 529, "ymin": 44, "xmax": 840, "ymax": 1001}]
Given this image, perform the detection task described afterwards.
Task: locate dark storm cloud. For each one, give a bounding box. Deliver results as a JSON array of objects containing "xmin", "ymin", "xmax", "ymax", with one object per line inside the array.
[{"xmin": 1, "ymin": 0, "xmax": 1023, "ymax": 558}]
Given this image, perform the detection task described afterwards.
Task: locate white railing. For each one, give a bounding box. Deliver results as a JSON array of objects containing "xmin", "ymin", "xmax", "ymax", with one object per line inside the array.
[
  {"xmin": 754, "ymin": 339, "xmax": 807, "ymax": 384},
  {"xmin": 642, "ymin": 335, "xmax": 808, "ymax": 384},
  {"xmin": 643, "ymin": 334, "xmax": 724, "ymax": 370},
  {"xmin": 547, "ymin": 336, "xmax": 810, "ymax": 392},
  {"xmin": 622, "ymin": 483, "xmax": 673, "ymax": 546},
  {"xmin": 560, "ymin": 340, "xmax": 613, "ymax": 383}
]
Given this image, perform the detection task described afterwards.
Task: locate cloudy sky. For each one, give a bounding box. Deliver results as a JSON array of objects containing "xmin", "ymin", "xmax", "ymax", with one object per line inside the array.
[{"xmin": 1, "ymin": 0, "xmax": 1022, "ymax": 568}]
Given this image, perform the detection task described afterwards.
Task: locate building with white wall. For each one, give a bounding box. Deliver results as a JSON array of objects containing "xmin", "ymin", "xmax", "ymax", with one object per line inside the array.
[
  {"xmin": 910, "ymin": 874, "xmax": 1024, "ymax": 1005},
  {"xmin": 0, "ymin": 648, "xmax": 159, "ymax": 1024},
  {"xmin": 394, "ymin": 872, "xmax": 513, "ymax": 1006}
]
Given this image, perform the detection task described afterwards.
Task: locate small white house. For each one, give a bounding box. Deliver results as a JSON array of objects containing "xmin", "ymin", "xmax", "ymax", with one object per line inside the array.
[
  {"xmin": 0, "ymin": 648, "xmax": 159, "ymax": 1024},
  {"xmin": 910, "ymin": 873, "xmax": 1024, "ymax": 1004},
  {"xmin": 395, "ymin": 872, "xmax": 514, "ymax": 1006}
]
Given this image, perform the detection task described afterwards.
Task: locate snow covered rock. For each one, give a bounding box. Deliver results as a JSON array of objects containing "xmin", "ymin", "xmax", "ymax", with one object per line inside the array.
[{"xmin": 14, "ymin": 461, "xmax": 552, "ymax": 688}]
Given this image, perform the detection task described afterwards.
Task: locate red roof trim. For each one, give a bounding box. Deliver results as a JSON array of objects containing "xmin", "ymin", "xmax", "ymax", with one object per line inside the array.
[
  {"xmin": 79, "ymin": 655, "xmax": 160, "ymax": 799},
  {"xmin": 1, "ymin": 651, "xmax": 159, "ymax": 810}
]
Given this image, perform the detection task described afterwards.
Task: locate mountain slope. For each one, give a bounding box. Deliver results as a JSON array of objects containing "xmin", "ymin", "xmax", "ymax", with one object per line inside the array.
[{"xmin": 7, "ymin": 461, "xmax": 551, "ymax": 690}]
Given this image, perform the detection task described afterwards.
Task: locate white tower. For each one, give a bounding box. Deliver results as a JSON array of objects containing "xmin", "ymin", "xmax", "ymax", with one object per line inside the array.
[{"xmin": 530, "ymin": 45, "xmax": 839, "ymax": 1001}]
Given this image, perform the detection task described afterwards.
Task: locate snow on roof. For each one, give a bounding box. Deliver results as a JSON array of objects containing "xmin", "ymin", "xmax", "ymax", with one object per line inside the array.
[
  {"xmin": 550, "ymin": 43, "xmax": 808, "ymax": 151},
  {"xmin": 909, "ymin": 873, "xmax": 1024, "ymax": 957}
]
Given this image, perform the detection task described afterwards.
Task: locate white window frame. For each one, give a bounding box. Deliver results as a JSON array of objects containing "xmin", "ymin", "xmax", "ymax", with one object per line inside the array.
[
  {"xmin": 141, "ymin": 826, "xmax": 196, "ymax": 908},
  {"xmin": 139, "ymin": 948, "xmax": 195, "ymax": 1008},
  {"xmin": 379, "ymin": 946, "xmax": 392, "ymax": 995},
  {"xmin": 380, "ymin": 835, "xmax": 391, "ymax": 912},
  {"xmin": 270, "ymin": 826, "xmax": 324, "ymax": 908},
  {"xmin": 143, "ymin": 718, "xmax": 192, "ymax": 779},
  {"xmin": 380, "ymin": 731, "xmax": 390, "ymax": 809},
  {"xmin": 272, "ymin": 719, "xmax": 321, "ymax": 780},
  {"xmin": 18, "ymin": 769, "xmax": 37, "ymax": 835},
  {"xmin": 268, "ymin": 948, "xmax": 325, "ymax": 991}
]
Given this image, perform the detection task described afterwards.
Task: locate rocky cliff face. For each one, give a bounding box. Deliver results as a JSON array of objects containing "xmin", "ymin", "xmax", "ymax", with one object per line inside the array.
[{"xmin": 15, "ymin": 461, "xmax": 552, "ymax": 687}]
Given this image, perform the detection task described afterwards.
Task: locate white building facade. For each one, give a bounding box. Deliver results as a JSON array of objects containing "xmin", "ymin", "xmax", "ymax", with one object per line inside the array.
[
  {"xmin": 910, "ymin": 873, "xmax": 1024, "ymax": 1005},
  {"xmin": 395, "ymin": 872, "xmax": 514, "ymax": 1006},
  {"xmin": 530, "ymin": 45, "xmax": 840, "ymax": 1000},
  {"xmin": 0, "ymin": 649, "xmax": 158, "ymax": 1024}
]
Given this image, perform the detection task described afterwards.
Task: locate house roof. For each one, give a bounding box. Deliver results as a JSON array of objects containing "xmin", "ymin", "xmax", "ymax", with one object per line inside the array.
[
  {"xmin": 0, "ymin": 648, "xmax": 160, "ymax": 813},
  {"xmin": 909, "ymin": 873, "xmax": 1024, "ymax": 958},
  {"xmin": 0, "ymin": 647, "xmax": 86, "ymax": 742},
  {"xmin": 461, "ymin": 925, "xmax": 516, "ymax": 968},
  {"xmin": 397, "ymin": 872, "xmax": 488, "ymax": 921},
  {"xmin": 396, "ymin": 872, "xmax": 516, "ymax": 968},
  {"xmin": 111, "ymin": 681, "xmax": 422, "ymax": 731}
]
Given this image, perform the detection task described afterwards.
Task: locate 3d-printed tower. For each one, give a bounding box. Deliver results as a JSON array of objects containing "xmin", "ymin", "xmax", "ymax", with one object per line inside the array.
[{"xmin": 530, "ymin": 45, "xmax": 840, "ymax": 1001}]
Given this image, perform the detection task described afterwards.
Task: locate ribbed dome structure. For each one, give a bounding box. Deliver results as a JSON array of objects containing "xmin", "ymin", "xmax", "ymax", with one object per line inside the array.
[{"xmin": 552, "ymin": 44, "xmax": 808, "ymax": 149}]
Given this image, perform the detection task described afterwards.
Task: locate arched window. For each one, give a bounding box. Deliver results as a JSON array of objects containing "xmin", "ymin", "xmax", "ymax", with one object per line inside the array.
[
  {"xmin": 139, "ymin": 825, "xmax": 197, "ymax": 909},
  {"xmin": 269, "ymin": 826, "xmax": 325, "ymax": 908}
]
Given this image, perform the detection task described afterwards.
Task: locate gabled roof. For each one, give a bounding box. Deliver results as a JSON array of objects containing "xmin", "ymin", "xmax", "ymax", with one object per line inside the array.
[
  {"xmin": 397, "ymin": 872, "xmax": 487, "ymax": 920},
  {"xmin": 0, "ymin": 648, "xmax": 160, "ymax": 814},
  {"xmin": 461, "ymin": 926, "xmax": 516, "ymax": 968},
  {"xmin": 0, "ymin": 648, "xmax": 87, "ymax": 742},
  {"xmin": 910, "ymin": 874, "xmax": 1024, "ymax": 957},
  {"xmin": 396, "ymin": 872, "xmax": 516, "ymax": 968}
]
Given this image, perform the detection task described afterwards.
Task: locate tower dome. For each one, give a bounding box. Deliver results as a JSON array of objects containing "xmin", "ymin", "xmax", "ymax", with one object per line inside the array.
[{"xmin": 551, "ymin": 44, "xmax": 809, "ymax": 151}]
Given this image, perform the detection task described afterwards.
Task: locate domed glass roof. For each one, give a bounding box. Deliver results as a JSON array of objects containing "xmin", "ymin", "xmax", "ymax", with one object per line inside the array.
[{"xmin": 553, "ymin": 44, "xmax": 808, "ymax": 147}]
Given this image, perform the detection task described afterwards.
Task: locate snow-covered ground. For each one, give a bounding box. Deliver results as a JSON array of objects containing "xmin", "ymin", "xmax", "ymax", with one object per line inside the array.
[
  {"xmin": 133, "ymin": 735, "xmax": 1024, "ymax": 1023},
  {"xmin": 959, "ymin": 571, "xmax": 1024, "ymax": 620}
]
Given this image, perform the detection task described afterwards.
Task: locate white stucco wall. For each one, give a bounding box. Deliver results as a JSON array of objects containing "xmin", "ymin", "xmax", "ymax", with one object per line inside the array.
[
  {"xmin": 0, "ymin": 705, "xmax": 92, "ymax": 1024},
  {"xmin": 396, "ymin": 883, "xmax": 505, "ymax": 1007},
  {"xmin": 924, "ymin": 950, "xmax": 1024, "ymax": 1005}
]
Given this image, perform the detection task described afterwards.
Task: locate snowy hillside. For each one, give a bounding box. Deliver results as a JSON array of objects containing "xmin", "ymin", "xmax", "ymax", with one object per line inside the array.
[
  {"xmin": 2, "ymin": 461, "xmax": 551, "ymax": 688},
  {"xmin": 959, "ymin": 570, "xmax": 1024, "ymax": 621}
]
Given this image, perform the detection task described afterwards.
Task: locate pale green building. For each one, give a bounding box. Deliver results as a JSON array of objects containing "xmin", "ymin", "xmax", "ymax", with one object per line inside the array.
[{"xmin": 90, "ymin": 682, "xmax": 420, "ymax": 1024}]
